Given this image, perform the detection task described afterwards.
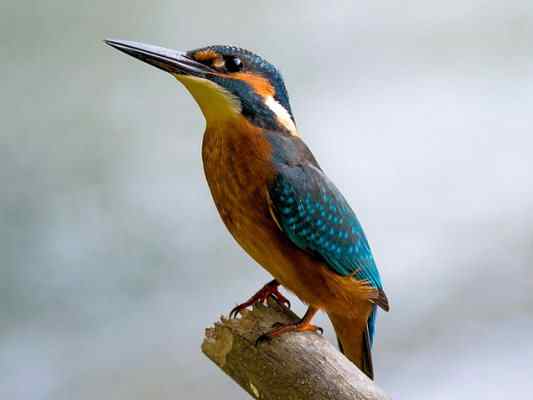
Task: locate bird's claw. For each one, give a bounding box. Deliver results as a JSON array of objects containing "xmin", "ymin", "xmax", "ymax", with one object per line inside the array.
[
  {"xmin": 229, "ymin": 305, "xmax": 244, "ymax": 319},
  {"xmin": 255, "ymin": 333, "xmax": 273, "ymax": 346},
  {"xmin": 229, "ymin": 280, "xmax": 290, "ymax": 319}
]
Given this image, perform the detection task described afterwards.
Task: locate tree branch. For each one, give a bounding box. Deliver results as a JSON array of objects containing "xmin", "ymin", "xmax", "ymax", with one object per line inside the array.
[{"xmin": 201, "ymin": 299, "xmax": 390, "ymax": 400}]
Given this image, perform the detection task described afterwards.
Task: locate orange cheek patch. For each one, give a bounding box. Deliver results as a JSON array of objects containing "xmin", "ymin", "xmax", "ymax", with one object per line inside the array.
[{"xmin": 231, "ymin": 72, "xmax": 275, "ymax": 97}]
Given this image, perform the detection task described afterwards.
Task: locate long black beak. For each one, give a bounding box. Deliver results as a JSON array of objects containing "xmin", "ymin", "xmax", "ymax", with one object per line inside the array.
[{"xmin": 104, "ymin": 39, "xmax": 213, "ymax": 77}]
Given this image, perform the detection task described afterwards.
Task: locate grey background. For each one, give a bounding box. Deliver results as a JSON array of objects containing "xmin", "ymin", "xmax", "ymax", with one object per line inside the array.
[{"xmin": 2, "ymin": 1, "xmax": 532, "ymax": 399}]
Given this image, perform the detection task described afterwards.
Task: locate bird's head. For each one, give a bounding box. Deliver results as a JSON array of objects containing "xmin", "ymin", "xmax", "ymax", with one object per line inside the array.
[{"xmin": 105, "ymin": 39, "xmax": 297, "ymax": 135}]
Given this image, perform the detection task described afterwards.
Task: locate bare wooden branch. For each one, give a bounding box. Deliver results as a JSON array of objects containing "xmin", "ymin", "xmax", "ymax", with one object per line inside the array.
[{"xmin": 201, "ymin": 299, "xmax": 390, "ymax": 400}]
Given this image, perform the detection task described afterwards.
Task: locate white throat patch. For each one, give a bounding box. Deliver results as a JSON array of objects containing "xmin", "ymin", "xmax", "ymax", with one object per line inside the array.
[{"xmin": 264, "ymin": 96, "xmax": 299, "ymax": 136}]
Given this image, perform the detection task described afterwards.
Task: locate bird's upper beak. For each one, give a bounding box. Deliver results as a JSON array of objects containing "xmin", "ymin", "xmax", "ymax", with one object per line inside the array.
[{"xmin": 104, "ymin": 39, "xmax": 213, "ymax": 77}]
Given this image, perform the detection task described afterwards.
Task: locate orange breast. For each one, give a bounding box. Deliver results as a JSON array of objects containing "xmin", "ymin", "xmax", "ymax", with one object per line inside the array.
[{"xmin": 201, "ymin": 118, "xmax": 375, "ymax": 318}]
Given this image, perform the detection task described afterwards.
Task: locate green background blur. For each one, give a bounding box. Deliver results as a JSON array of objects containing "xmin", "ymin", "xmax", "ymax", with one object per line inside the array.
[{"xmin": 2, "ymin": 1, "xmax": 532, "ymax": 399}]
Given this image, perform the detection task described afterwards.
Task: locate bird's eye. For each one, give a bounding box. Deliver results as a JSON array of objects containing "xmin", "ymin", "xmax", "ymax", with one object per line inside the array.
[{"xmin": 225, "ymin": 56, "xmax": 243, "ymax": 72}]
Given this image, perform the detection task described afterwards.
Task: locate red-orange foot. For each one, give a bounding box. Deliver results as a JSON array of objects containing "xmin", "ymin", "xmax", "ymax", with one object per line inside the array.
[
  {"xmin": 256, "ymin": 306, "xmax": 322, "ymax": 345},
  {"xmin": 229, "ymin": 279, "xmax": 290, "ymax": 319}
]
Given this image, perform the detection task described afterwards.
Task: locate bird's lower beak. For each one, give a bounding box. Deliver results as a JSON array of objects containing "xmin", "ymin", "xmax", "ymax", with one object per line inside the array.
[{"xmin": 104, "ymin": 39, "xmax": 213, "ymax": 77}]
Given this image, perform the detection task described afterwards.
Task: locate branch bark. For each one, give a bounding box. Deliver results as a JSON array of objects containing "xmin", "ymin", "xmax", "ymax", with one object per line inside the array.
[{"xmin": 201, "ymin": 299, "xmax": 390, "ymax": 400}]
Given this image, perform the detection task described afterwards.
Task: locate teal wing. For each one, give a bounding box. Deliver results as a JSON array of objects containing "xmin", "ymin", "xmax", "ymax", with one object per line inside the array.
[{"xmin": 267, "ymin": 162, "xmax": 389, "ymax": 311}]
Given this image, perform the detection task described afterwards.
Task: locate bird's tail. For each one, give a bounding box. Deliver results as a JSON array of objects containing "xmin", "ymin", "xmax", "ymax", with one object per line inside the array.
[{"xmin": 328, "ymin": 306, "xmax": 377, "ymax": 380}]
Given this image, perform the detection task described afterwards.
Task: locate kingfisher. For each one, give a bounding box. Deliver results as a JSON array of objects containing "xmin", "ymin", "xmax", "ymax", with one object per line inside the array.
[{"xmin": 105, "ymin": 39, "xmax": 389, "ymax": 379}]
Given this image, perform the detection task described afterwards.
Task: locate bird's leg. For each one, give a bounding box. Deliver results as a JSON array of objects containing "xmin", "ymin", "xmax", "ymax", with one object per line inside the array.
[
  {"xmin": 229, "ymin": 279, "xmax": 291, "ymax": 319},
  {"xmin": 256, "ymin": 306, "xmax": 322, "ymax": 345}
]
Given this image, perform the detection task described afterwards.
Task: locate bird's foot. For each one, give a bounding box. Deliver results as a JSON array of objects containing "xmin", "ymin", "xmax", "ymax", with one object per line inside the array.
[
  {"xmin": 255, "ymin": 319, "xmax": 323, "ymax": 346},
  {"xmin": 229, "ymin": 279, "xmax": 290, "ymax": 319},
  {"xmin": 255, "ymin": 306, "xmax": 322, "ymax": 346}
]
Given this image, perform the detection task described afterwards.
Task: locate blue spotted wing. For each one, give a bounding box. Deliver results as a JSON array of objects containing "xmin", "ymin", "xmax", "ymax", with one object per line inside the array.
[{"xmin": 267, "ymin": 162, "xmax": 388, "ymax": 311}]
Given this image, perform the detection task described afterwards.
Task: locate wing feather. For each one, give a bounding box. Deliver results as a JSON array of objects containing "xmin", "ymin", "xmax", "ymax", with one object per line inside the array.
[{"xmin": 268, "ymin": 163, "xmax": 389, "ymax": 310}]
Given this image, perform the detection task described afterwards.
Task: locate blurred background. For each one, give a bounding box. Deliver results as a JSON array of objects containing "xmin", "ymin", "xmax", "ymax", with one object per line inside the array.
[{"xmin": 2, "ymin": 1, "xmax": 532, "ymax": 399}]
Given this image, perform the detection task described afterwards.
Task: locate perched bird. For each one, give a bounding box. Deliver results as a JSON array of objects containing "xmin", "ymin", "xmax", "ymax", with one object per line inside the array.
[{"xmin": 105, "ymin": 39, "xmax": 389, "ymax": 379}]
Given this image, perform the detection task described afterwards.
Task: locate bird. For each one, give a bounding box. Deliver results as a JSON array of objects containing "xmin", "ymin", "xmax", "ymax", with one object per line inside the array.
[{"xmin": 105, "ymin": 39, "xmax": 389, "ymax": 380}]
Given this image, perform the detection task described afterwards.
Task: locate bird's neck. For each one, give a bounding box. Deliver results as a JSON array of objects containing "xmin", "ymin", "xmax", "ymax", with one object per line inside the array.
[{"xmin": 176, "ymin": 74, "xmax": 300, "ymax": 136}]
